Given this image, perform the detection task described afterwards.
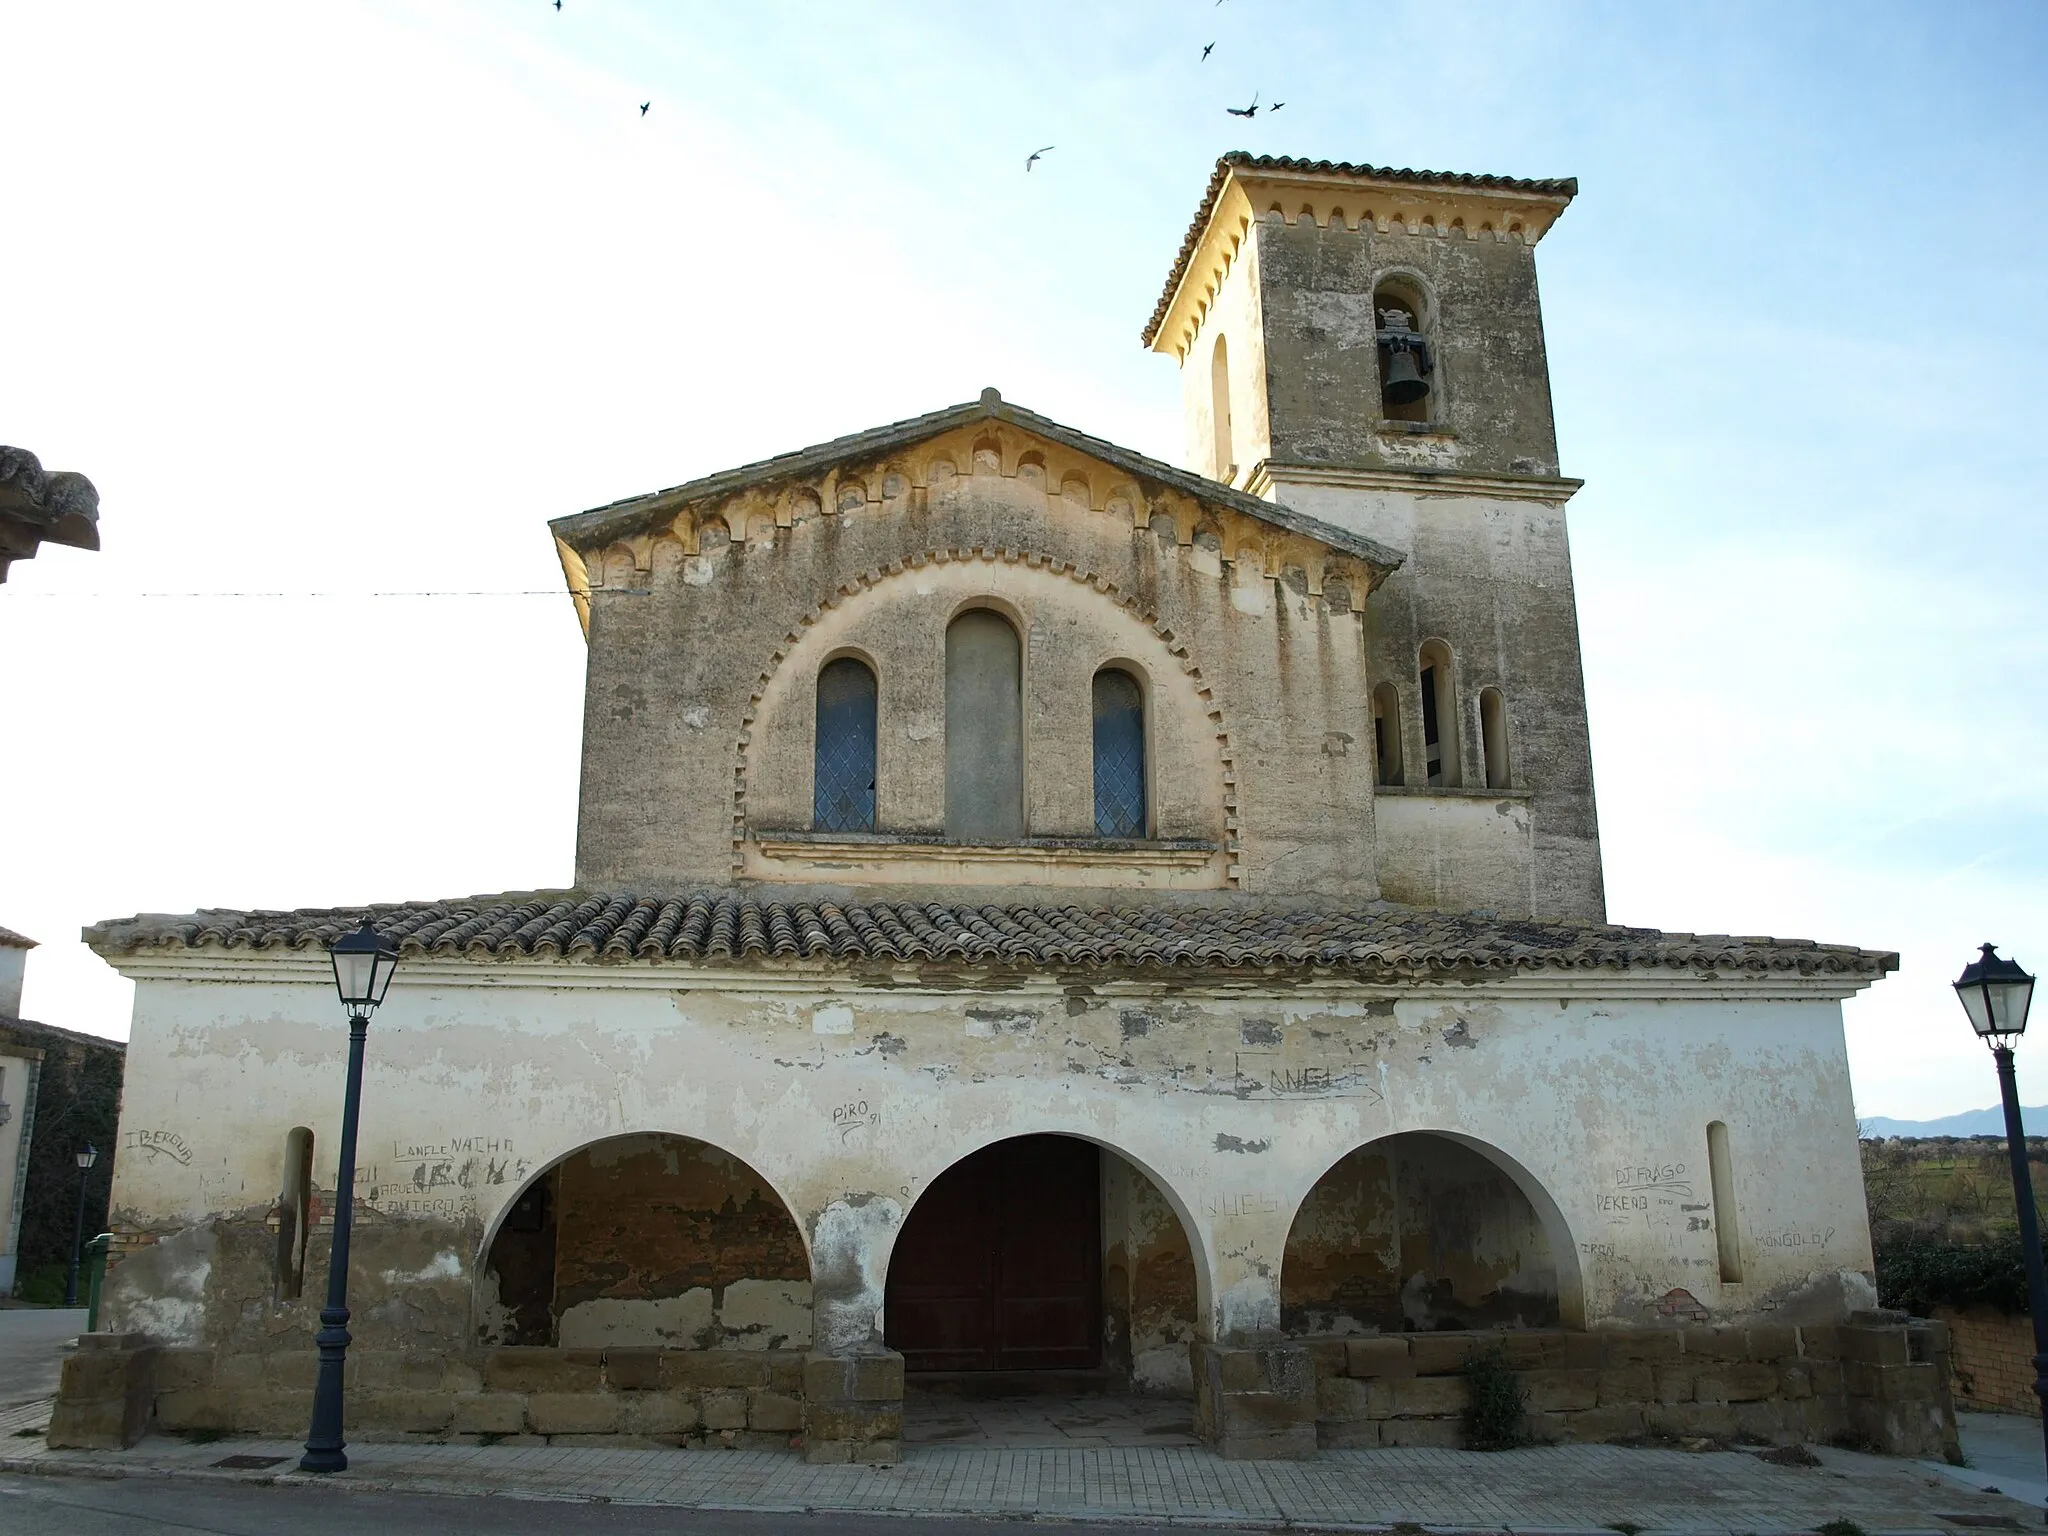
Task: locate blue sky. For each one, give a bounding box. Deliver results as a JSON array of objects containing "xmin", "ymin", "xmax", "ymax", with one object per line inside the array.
[{"xmin": 2, "ymin": 1, "xmax": 2044, "ymax": 1119}]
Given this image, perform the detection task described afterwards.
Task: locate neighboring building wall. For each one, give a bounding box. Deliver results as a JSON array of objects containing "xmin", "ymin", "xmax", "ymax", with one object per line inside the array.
[
  {"xmin": 96, "ymin": 957, "xmax": 1877, "ymax": 1372},
  {"xmin": 1931, "ymin": 1305, "xmax": 2036, "ymax": 1416},
  {"xmin": 0, "ymin": 945, "xmax": 26, "ymax": 1018}
]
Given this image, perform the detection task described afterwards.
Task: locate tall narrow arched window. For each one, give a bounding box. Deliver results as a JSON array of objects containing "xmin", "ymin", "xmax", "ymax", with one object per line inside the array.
[
  {"xmin": 813, "ymin": 657, "xmax": 878, "ymax": 832},
  {"xmin": 1210, "ymin": 335, "xmax": 1234, "ymax": 482},
  {"xmin": 1479, "ymin": 687, "xmax": 1509, "ymax": 791},
  {"xmin": 1371, "ymin": 683, "xmax": 1404, "ymax": 787},
  {"xmin": 945, "ymin": 610, "xmax": 1024, "ymax": 840},
  {"xmin": 1092, "ymin": 668, "xmax": 1147, "ymax": 838},
  {"xmin": 1417, "ymin": 641, "xmax": 1460, "ymax": 788}
]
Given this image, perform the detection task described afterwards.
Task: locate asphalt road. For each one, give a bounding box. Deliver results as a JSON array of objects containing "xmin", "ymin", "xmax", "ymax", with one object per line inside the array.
[
  {"xmin": 0, "ymin": 1477, "xmax": 1280, "ymax": 1535},
  {"xmin": 0, "ymin": 1308, "xmax": 84, "ymax": 1410}
]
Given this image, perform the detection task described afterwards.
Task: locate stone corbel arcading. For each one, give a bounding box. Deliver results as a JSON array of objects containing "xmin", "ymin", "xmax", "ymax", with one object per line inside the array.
[{"xmin": 0, "ymin": 445, "xmax": 101, "ymax": 582}]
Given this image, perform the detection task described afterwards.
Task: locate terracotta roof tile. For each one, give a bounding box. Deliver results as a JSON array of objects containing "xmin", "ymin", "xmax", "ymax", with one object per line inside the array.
[
  {"xmin": 82, "ymin": 890, "xmax": 1895, "ymax": 981},
  {"xmin": 1142, "ymin": 153, "xmax": 1579, "ymax": 348}
]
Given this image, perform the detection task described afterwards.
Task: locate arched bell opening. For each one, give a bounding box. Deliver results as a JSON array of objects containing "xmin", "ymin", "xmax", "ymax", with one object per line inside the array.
[
  {"xmin": 1281, "ymin": 1131, "xmax": 1567, "ymax": 1335},
  {"xmin": 478, "ymin": 1132, "xmax": 810, "ymax": 1351},
  {"xmin": 884, "ymin": 1133, "xmax": 1201, "ymax": 1397}
]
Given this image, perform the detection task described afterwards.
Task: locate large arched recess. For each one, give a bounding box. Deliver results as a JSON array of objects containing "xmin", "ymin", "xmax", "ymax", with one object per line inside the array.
[
  {"xmin": 883, "ymin": 1131, "xmax": 1210, "ymax": 1394},
  {"xmin": 474, "ymin": 1131, "xmax": 813, "ymax": 1350},
  {"xmin": 1280, "ymin": 1130, "xmax": 1585, "ymax": 1334}
]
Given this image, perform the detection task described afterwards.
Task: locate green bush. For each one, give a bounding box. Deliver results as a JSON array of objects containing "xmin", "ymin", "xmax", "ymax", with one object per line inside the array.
[
  {"xmin": 1874, "ymin": 1229, "xmax": 2033, "ymax": 1314},
  {"xmin": 1462, "ymin": 1344, "xmax": 1529, "ymax": 1451},
  {"xmin": 10, "ymin": 1262, "xmax": 70, "ymax": 1306}
]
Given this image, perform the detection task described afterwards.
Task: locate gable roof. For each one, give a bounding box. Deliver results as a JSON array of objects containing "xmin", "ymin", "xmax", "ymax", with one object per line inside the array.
[
  {"xmin": 547, "ymin": 388, "xmax": 1405, "ymax": 573},
  {"xmin": 0, "ymin": 925, "xmax": 35, "ymax": 949},
  {"xmin": 84, "ymin": 889, "xmax": 1896, "ymax": 983},
  {"xmin": 1143, "ymin": 153, "xmax": 1579, "ymax": 349}
]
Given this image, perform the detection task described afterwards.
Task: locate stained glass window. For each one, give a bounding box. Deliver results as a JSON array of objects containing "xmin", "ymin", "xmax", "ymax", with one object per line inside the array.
[
  {"xmin": 1092, "ymin": 669, "xmax": 1146, "ymax": 839},
  {"xmin": 814, "ymin": 658, "xmax": 877, "ymax": 832}
]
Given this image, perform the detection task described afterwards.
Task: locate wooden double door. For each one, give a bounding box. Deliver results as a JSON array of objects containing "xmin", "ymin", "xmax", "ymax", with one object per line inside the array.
[{"xmin": 884, "ymin": 1135, "xmax": 1101, "ymax": 1372}]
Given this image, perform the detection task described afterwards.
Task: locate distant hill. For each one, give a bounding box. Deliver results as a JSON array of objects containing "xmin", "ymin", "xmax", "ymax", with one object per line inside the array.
[{"xmin": 1861, "ymin": 1106, "xmax": 2048, "ymax": 1138}]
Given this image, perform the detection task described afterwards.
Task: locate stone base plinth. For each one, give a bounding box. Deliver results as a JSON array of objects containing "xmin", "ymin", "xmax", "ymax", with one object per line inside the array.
[
  {"xmin": 802, "ymin": 1349, "xmax": 903, "ymax": 1465},
  {"xmin": 1191, "ymin": 1338, "xmax": 1318, "ymax": 1460},
  {"xmin": 48, "ymin": 1333, "xmax": 159, "ymax": 1449}
]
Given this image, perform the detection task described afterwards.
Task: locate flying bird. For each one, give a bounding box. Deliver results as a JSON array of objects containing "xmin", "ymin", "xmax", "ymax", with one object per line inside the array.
[
  {"xmin": 1226, "ymin": 92, "xmax": 1259, "ymax": 118},
  {"xmin": 1201, "ymin": 41, "xmax": 1214, "ymax": 59},
  {"xmin": 1271, "ymin": 101, "xmax": 1286, "ymax": 112},
  {"xmin": 1026, "ymin": 145, "xmax": 1054, "ymax": 171},
  {"xmin": 639, "ymin": 101, "xmax": 650, "ymax": 115},
  {"xmin": 553, "ymin": 0, "xmax": 561, "ymax": 9}
]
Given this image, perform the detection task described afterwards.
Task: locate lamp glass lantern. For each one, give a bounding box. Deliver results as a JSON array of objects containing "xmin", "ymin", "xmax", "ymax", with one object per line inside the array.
[
  {"xmin": 1954, "ymin": 943, "xmax": 2037, "ymax": 1042},
  {"xmin": 75, "ymin": 1145, "xmax": 96, "ymax": 1171},
  {"xmin": 329, "ymin": 922, "xmax": 400, "ymax": 1017}
]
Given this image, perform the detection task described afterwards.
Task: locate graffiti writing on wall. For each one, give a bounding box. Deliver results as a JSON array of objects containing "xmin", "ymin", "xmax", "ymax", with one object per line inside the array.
[
  {"xmin": 357, "ymin": 1133, "xmax": 529, "ymax": 1218},
  {"xmin": 1229, "ymin": 1053, "xmax": 1385, "ymax": 1102},
  {"xmin": 125, "ymin": 1129, "xmax": 193, "ymax": 1165}
]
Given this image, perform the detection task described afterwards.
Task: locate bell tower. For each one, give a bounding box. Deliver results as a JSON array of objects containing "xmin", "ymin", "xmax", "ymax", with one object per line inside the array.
[{"xmin": 1146, "ymin": 154, "xmax": 1605, "ymax": 922}]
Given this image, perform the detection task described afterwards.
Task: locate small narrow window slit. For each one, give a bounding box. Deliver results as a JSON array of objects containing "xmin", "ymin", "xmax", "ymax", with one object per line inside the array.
[
  {"xmin": 1371, "ymin": 683, "xmax": 1404, "ymax": 786},
  {"xmin": 1479, "ymin": 687, "xmax": 1509, "ymax": 790},
  {"xmin": 277, "ymin": 1126, "xmax": 314, "ymax": 1301},
  {"xmin": 1417, "ymin": 642, "xmax": 1459, "ymax": 788},
  {"xmin": 1707, "ymin": 1121, "xmax": 1743, "ymax": 1283}
]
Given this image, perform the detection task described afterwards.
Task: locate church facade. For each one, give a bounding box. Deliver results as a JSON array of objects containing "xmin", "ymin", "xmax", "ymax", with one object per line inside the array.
[{"xmin": 63, "ymin": 156, "xmax": 1949, "ymax": 1463}]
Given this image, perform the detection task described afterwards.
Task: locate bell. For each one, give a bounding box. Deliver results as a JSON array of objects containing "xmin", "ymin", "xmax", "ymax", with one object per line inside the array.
[{"xmin": 1383, "ymin": 348, "xmax": 1429, "ymax": 407}]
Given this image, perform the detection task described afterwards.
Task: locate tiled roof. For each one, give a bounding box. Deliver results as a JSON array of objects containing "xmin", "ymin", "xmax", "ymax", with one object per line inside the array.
[
  {"xmin": 83, "ymin": 891, "xmax": 1895, "ymax": 981},
  {"xmin": 1143, "ymin": 153, "xmax": 1579, "ymax": 348},
  {"xmin": 547, "ymin": 389, "xmax": 1406, "ymax": 574},
  {"xmin": 0, "ymin": 925, "xmax": 35, "ymax": 949}
]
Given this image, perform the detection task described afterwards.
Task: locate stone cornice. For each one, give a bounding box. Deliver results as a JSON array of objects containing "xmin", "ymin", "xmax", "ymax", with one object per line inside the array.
[
  {"xmin": 98, "ymin": 948, "xmax": 1880, "ymax": 1004},
  {"xmin": 1246, "ymin": 460, "xmax": 1584, "ymax": 507}
]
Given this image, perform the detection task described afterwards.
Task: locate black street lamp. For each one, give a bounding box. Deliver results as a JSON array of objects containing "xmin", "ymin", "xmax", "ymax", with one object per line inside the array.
[
  {"xmin": 1954, "ymin": 942, "xmax": 2044, "ymax": 1507},
  {"xmin": 300, "ymin": 919, "xmax": 399, "ymax": 1476},
  {"xmin": 64, "ymin": 1145, "xmax": 97, "ymax": 1307}
]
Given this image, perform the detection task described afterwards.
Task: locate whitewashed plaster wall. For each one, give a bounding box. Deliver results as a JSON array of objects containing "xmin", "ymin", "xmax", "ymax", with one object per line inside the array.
[
  {"xmin": 0, "ymin": 1046, "xmax": 35, "ymax": 1295},
  {"xmin": 101, "ymin": 954, "xmax": 1878, "ymax": 1351}
]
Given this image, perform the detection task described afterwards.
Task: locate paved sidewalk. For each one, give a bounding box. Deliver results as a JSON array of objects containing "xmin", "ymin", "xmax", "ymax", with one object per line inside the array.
[{"xmin": 1, "ymin": 1413, "xmax": 2041, "ymax": 1533}]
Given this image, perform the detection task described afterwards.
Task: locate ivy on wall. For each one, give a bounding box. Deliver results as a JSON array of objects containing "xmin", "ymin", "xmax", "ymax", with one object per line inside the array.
[{"xmin": 4, "ymin": 1020, "xmax": 124, "ymax": 1302}]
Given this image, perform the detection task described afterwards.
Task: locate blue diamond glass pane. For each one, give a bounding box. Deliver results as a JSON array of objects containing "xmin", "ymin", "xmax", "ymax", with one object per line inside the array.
[
  {"xmin": 1092, "ymin": 669, "xmax": 1146, "ymax": 838},
  {"xmin": 814, "ymin": 658, "xmax": 877, "ymax": 832}
]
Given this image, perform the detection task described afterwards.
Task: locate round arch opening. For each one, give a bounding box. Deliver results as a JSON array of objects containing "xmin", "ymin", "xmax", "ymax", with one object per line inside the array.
[
  {"xmin": 1281, "ymin": 1131, "xmax": 1581, "ymax": 1334},
  {"xmin": 478, "ymin": 1132, "xmax": 811, "ymax": 1351},
  {"xmin": 884, "ymin": 1133, "xmax": 1202, "ymax": 1395}
]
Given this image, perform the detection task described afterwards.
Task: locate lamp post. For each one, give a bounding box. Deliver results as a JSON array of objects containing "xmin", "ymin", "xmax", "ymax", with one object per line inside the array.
[
  {"xmin": 300, "ymin": 919, "xmax": 399, "ymax": 1476},
  {"xmin": 1954, "ymin": 943, "xmax": 2044, "ymax": 1504},
  {"xmin": 64, "ymin": 1145, "xmax": 98, "ymax": 1306}
]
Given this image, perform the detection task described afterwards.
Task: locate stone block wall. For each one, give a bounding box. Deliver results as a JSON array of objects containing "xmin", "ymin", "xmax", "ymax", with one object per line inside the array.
[
  {"xmin": 1932, "ymin": 1305, "xmax": 2040, "ymax": 1416},
  {"xmin": 1303, "ymin": 1319, "xmax": 1958, "ymax": 1459},
  {"xmin": 53, "ymin": 1344, "xmax": 812, "ymax": 1451}
]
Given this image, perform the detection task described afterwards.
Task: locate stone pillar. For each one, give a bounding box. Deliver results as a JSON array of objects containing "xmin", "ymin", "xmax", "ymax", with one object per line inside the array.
[
  {"xmin": 48, "ymin": 1332, "xmax": 158, "ymax": 1449},
  {"xmin": 1839, "ymin": 1309, "xmax": 1961, "ymax": 1461},
  {"xmin": 802, "ymin": 1348, "xmax": 903, "ymax": 1465},
  {"xmin": 1190, "ymin": 1337, "xmax": 1318, "ymax": 1460}
]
